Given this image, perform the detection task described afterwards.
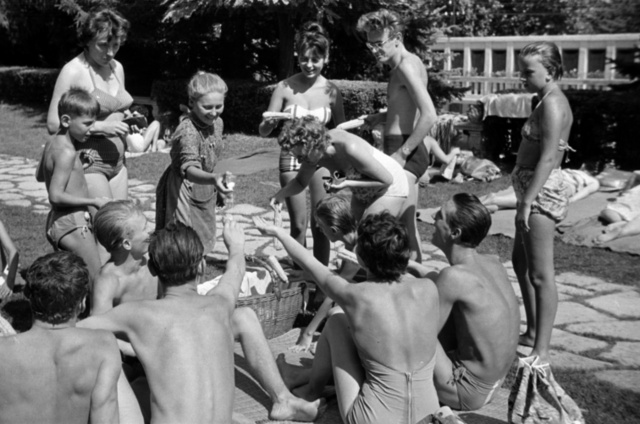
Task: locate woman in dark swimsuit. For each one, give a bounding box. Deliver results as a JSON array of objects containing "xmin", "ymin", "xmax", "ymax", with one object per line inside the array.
[{"xmin": 47, "ymin": 8, "xmax": 133, "ymax": 203}]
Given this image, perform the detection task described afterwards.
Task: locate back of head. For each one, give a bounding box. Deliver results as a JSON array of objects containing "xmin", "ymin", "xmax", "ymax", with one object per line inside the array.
[
  {"xmin": 357, "ymin": 212, "xmax": 410, "ymax": 281},
  {"xmin": 24, "ymin": 251, "xmax": 89, "ymax": 325},
  {"xmin": 520, "ymin": 41, "xmax": 564, "ymax": 80},
  {"xmin": 448, "ymin": 193, "xmax": 491, "ymax": 248},
  {"xmin": 187, "ymin": 71, "xmax": 228, "ymax": 102},
  {"xmin": 148, "ymin": 222, "xmax": 203, "ymax": 286},
  {"xmin": 357, "ymin": 9, "xmax": 404, "ymax": 35},
  {"xmin": 278, "ymin": 115, "xmax": 330, "ymax": 160},
  {"xmin": 315, "ymin": 194, "xmax": 356, "ymax": 236},
  {"xmin": 58, "ymin": 87, "xmax": 100, "ymax": 120},
  {"xmin": 78, "ymin": 7, "xmax": 130, "ymax": 46},
  {"xmin": 295, "ymin": 22, "xmax": 330, "ymax": 58},
  {"xmin": 93, "ymin": 200, "xmax": 144, "ymax": 253}
]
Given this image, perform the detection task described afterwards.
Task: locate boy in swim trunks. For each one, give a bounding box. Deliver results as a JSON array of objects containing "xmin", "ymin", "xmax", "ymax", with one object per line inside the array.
[
  {"xmin": 430, "ymin": 193, "xmax": 520, "ymax": 410},
  {"xmin": 357, "ymin": 9, "xmax": 439, "ymax": 262},
  {"xmin": 0, "ymin": 251, "xmax": 121, "ymax": 424},
  {"xmin": 256, "ymin": 212, "xmax": 441, "ymax": 424},
  {"xmin": 38, "ymin": 88, "xmax": 110, "ymax": 285}
]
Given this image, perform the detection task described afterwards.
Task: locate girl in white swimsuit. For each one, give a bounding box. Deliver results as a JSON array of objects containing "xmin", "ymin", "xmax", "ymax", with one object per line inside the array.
[{"xmin": 259, "ymin": 22, "xmax": 345, "ymax": 267}]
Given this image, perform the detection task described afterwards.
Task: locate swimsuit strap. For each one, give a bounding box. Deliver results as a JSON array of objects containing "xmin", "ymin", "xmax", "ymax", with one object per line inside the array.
[
  {"xmin": 85, "ymin": 53, "xmax": 119, "ymax": 95},
  {"xmin": 534, "ymin": 85, "xmax": 556, "ymax": 111}
]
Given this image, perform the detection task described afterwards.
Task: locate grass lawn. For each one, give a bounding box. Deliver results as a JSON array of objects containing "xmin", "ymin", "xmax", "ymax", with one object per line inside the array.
[{"xmin": 1, "ymin": 101, "xmax": 639, "ymax": 423}]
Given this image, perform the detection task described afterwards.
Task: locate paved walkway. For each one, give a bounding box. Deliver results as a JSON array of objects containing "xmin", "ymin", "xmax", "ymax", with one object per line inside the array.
[{"xmin": 2, "ymin": 153, "xmax": 639, "ymax": 397}]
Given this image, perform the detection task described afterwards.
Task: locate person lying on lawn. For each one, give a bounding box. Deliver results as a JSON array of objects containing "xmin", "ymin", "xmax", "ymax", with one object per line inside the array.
[
  {"xmin": 82, "ymin": 218, "xmax": 322, "ymax": 423},
  {"xmin": 255, "ymin": 212, "xmax": 441, "ymax": 423}
]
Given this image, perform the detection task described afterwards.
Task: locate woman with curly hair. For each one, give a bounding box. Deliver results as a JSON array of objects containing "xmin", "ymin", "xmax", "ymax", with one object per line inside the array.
[{"xmin": 270, "ymin": 116, "xmax": 409, "ymax": 226}]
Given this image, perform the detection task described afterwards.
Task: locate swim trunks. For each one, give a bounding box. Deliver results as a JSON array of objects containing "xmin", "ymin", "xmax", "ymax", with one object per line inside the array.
[
  {"xmin": 46, "ymin": 208, "xmax": 93, "ymax": 250},
  {"xmin": 512, "ymin": 166, "xmax": 571, "ymax": 223},
  {"xmin": 279, "ymin": 105, "xmax": 332, "ymax": 173},
  {"xmin": 447, "ymin": 353, "xmax": 502, "ymax": 411},
  {"xmin": 346, "ymin": 354, "xmax": 439, "ymax": 424},
  {"xmin": 383, "ymin": 134, "xmax": 430, "ymax": 179},
  {"xmin": 346, "ymin": 145, "xmax": 409, "ymax": 204}
]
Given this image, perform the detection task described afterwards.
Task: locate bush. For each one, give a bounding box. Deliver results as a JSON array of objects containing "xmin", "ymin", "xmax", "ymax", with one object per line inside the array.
[
  {"xmin": 481, "ymin": 89, "xmax": 640, "ymax": 170},
  {"xmin": 0, "ymin": 67, "xmax": 59, "ymax": 105},
  {"xmin": 151, "ymin": 78, "xmax": 390, "ymax": 135}
]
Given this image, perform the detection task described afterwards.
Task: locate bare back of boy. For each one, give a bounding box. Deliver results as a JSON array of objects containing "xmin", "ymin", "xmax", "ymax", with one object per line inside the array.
[
  {"xmin": 435, "ymin": 254, "xmax": 520, "ymax": 409},
  {"xmin": 42, "ymin": 135, "xmax": 92, "ymax": 201},
  {"xmin": 84, "ymin": 295, "xmax": 236, "ymax": 424},
  {"xmin": 0, "ymin": 326, "xmax": 120, "ymax": 424},
  {"xmin": 92, "ymin": 261, "xmax": 159, "ymax": 315}
]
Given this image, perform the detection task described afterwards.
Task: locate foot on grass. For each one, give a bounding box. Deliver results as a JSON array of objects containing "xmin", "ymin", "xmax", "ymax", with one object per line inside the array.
[
  {"xmin": 594, "ymin": 221, "xmax": 626, "ymax": 245},
  {"xmin": 277, "ymin": 353, "xmax": 310, "ymax": 390},
  {"xmin": 269, "ymin": 395, "xmax": 326, "ymax": 422}
]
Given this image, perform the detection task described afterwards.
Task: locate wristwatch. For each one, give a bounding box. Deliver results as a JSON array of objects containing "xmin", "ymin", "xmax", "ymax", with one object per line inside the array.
[{"xmin": 401, "ymin": 146, "xmax": 412, "ymax": 156}]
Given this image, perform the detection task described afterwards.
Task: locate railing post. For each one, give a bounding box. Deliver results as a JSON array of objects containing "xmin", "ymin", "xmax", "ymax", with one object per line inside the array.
[
  {"xmin": 605, "ymin": 44, "xmax": 616, "ymax": 80},
  {"xmin": 506, "ymin": 42, "xmax": 515, "ymax": 78},
  {"xmin": 484, "ymin": 45, "xmax": 492, "ymax": 95}
]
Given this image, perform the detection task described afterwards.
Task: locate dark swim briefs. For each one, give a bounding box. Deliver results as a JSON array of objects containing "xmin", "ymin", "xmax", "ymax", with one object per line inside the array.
[{"xmin": 383, "ymin": 134, "xmax": 430, "ymax": 179}]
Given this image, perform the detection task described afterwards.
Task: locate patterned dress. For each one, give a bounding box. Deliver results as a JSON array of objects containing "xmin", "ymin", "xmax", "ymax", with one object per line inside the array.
[{"xmin": 155, "ymin": 113, "xmax": 224, "ymax": 254}]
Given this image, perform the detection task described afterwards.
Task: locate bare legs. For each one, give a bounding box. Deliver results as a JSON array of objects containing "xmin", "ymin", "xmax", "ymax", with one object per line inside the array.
[
  {"xmin": 279, "ymin": 169, "xmax": 331, "ymax": 267},
  {"xmin": 278, "ymin": 313, "xmax": 365, "ymax": 422},
  {"xmin": 231, "ymin": 308, "xmax": 322, "ymax": 422},
  {"xmin": 513, "ymin": 214, "xmax": 557, "ymax": 364},
  {"xmin": 401, "ymin": 173, "xmax": 423, "ymax": 262},
  {"xmin": 595, "ymin": 216, "xmax": 640, "ymax": 244}
]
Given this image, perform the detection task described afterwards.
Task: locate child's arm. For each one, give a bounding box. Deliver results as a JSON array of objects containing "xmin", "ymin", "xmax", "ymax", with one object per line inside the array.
[
  {"xmin": 206, "ymin": 217, "xmax": 246, "ymax": 312},
  {"xmin": 271, "ymin": 162, "xmax": 316, "ymax": 206},
  {"xmin": 48, "ymin": 144, "xmax": 109, "ymax": 209},
  {"xmin": 184, "ymin": 166, "xmax": 230, "ymax": 194},
  {"xmin": 424, "ymin": 136, "xmax": 461, "ymax": 165},
  {"xmin": 0, "ymin": 221, "xmax": 19, "ymax": 290},
  {"xmin": 91, "ymin": 273, "xmax": 119, "ymax": 316}
]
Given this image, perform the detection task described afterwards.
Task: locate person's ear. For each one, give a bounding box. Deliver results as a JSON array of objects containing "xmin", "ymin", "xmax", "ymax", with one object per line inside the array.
[
  {"xmin": 122, "ymin": 238, "xmax": 132, "ymax": 251},
  {"xmin": 60, "ymin": 114, "xmax": 71, "ymax": 128},
  {"xmin": 77, "ymin": 296, "xmax": 87, "ymax": 316},
  {"xmin": 451, "ymin": 227, "xmax": 462, "ymax": 241}
]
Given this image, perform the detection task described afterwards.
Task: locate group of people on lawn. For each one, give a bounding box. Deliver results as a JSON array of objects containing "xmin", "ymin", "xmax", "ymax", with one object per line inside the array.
[{"xmin": 0, "ymin": 4, "xmax": 604, "ymax": 424}]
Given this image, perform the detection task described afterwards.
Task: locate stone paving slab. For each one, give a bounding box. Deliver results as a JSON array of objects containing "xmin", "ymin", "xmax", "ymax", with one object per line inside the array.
[
  {"xmin": 550, "ymin": 329, "xmax": 609, "ymax": 354},
  {"xmin": 548, "ymin": 350, "xmax": 613, "ymax": 370},
  {"xmin": 554, "ymin": 301, "xmax": 617, "ymax": 325},
  {"xmin": 566, "ymin": 321, "xmax": 640, "ymax": 341},
  {"xmin": 598, "ymin": 342, "xmax": 640, "ymax": 367},
  {"xmin": 586, "ymin": 291, "xmax": 640, "ymax": 319}
]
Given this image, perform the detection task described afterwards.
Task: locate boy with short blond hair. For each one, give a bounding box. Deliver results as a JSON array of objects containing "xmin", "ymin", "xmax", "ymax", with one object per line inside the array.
[{"xmin": 38, "ymin": 87, "xmax": 110, "ymax": 283}]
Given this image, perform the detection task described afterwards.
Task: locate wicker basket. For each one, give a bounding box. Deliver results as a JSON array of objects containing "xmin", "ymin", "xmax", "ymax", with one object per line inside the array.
[{"xmin": 235, "ymin": 256, "xmax": 305, "ymax": 339}]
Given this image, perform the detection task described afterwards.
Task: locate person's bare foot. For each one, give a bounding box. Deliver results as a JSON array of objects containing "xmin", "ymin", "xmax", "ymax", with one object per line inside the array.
[
  {"xmin": 518, "ymin": 333, "xmax": 535, "ymax": 347},
  {"xmin": 269, "ymin": 394, "xmax": 325, "ymax": 422},
  {"xmin": 277, "ymin": 353, "xmax": 311, "ymax": 390},
  {"xmin": 594, "ymin": 221, "xmax": 626, "ymax": 245}
]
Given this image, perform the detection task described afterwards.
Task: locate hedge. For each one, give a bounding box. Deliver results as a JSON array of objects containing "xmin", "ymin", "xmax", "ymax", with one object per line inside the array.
[{"xmin": 2, "ymin": 66, "xmax": 638, "ymax": 169}]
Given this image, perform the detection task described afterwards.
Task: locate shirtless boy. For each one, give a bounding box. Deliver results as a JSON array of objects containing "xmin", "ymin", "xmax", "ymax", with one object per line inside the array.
[
  {"xmin": 256, "ymin": 212, "xmax": 441, "ymax": 423},
  {"xmin": 91, "ymin": 200, "xmax": 157, "ymax": 315},
  {"xmin": 0, "ymin": 251, "xmax": 121, "ymax": 424},
  {"xmin": 80, "ymin": 219, "xmax": 321, "ymax": 423},
  {"xmin": 431, "ymin": 193, "xmax": 520, "ymax": 410},
  {"xmin": 357, "ymin": 9, "xmax": 439, "ymax": 262},
  {"xmin": 38, "ymin": 87, "xmax": 109, "ymax": 283}
]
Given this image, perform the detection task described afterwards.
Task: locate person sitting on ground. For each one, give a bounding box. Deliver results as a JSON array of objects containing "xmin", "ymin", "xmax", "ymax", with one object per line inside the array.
[
  {"xmin": 0, "ymin": 219, "xmax": 19, "ymax": 298},
  {"xmin": 290, "ymin": 194, "xmax": 360, "ymax": 353},
  {"xmin": 0, "ymin": 251, "xmax": 121, "ymax": 424},
  {"xmin": 255, "ymin": 212, "xmax": 441, "ymax": 423},
  {"xmin": 37, "ymin": 87, "xmax": 110, "ymax": 285},
  {"xmin": 430, "ymin": 193, "xmax": 520, "ymax": 411},
  {"xmin": 479, "ymin": 168, "xmax": 600, "ymax": 213},
  {"xmin": 595, "ymin": 171, "xmax": 640, "ymax": 244},
  {"xmin": 80, "ymin": 219, "xmax": 322, "ymax": 423}
]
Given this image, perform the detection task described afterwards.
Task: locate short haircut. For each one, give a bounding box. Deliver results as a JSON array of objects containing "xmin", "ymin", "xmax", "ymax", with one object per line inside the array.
[
  {"xmin": 447, "ymin": 193, "xmax": 491, "ymax": 248},
  {"xmin": 356, "ymin": 212, "xmax": 410, "ymax": 281},
  {"xmin": 148, "ymin": 222, "xmax": 203, "ymax": 287},
  {"xmin": 187, "ymin": 71, "xmax": 228, "ymax": 101},
  {"xmin": 520, "ymin": 41, "xmax": 564, "ymax": 80},
  {"xmin": 357, "ymin": 9, "xmax": 404, "ymax": 36},
  {"xmin": 315, "ymin": 194, "xmax": 357, "ymax": 236},
  {"xmin": 58, "ymin": 87, "xmax": 100, "ymax": 120},
  {"xmin": 24, "ymin": 251, "xmax": 89, "ymax": 325},
  {"xmin": 93, "ymin": 200, "xmax": 144, "ymax": 253},
  {"xmin": 295, "ymin": 22, "xmax": 330, "ymax": 59},
  {"xmin": 278, "ymin": 116, "xmax": 330, "ymax": 162},
  {"xmin": 78, "ymin": 8, "xmax": 130, "ymax": 47}
]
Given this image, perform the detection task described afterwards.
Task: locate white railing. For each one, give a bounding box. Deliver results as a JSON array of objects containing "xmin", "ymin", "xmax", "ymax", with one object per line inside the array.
[{"xmin": 431, "ymin": 33, "xmax": 640, "ymax": 98}]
